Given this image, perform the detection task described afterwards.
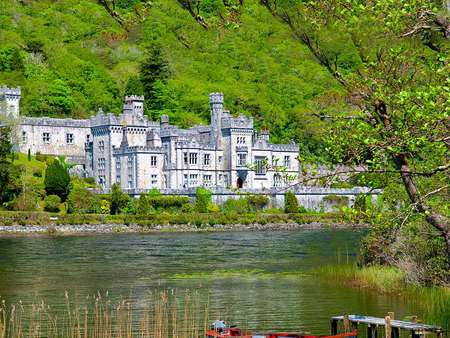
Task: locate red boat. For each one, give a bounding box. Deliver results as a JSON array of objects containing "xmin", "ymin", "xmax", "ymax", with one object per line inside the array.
[{"xmin": 206, "ymin": 320, "xmax": 358, "ymax": 338}]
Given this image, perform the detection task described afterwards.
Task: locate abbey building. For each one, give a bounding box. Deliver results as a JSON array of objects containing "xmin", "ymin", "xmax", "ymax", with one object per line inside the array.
[{"xmin": 1, "ymin": 86, "xmax": 299, "ymax": 192}]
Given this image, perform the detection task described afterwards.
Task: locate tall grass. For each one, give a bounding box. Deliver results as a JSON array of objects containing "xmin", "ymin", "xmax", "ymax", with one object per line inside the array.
[{"xmin": 0, "ymin": 290, "xmax": 214, "ymax": 338}]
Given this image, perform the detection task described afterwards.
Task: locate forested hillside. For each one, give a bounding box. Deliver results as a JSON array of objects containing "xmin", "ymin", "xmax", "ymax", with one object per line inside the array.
[{"xmin": 0, "ymin": 0, "xmax": 343, "ymax": 157}]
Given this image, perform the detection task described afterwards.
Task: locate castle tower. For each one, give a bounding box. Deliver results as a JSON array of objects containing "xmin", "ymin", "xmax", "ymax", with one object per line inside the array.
[
  {"xmin": 0, "ymin": 86, "xmax": 21, "ymax": 118},
  {"xmin": 210, "ymin": 92, "xmax": 223, "ymax": 147},
  {"xmin": 124, "ymin": 95, "xmax": 144, "ymax": 117}
]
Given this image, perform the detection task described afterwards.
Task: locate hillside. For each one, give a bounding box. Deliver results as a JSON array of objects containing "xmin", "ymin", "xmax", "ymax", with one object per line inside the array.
[{"xmin": 0, "ymin": 0, "xmax": 339, "ymax": 157}]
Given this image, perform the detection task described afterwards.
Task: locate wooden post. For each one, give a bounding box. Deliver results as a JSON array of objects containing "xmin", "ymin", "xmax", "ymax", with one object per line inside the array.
[
  {"xmin": 392, "ymin": 327, "xmax": 400, "ymax": 338},
  {"xmin": 331, "ymin": 319, "xmax": 338, "ymax": 335},
  {"xmin": 344, "ymin": 314, "xmax": 350, "ymax": 333},
  {"xmin": 385, "ymin": 316, "xmax": 392, "ymax": 338},
  {"xmin": 367, "ymin": 324, "xmax": 377, "ymax": 338}
]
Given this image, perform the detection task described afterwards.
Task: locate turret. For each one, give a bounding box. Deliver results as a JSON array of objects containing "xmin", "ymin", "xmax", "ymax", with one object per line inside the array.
[
  {"xmin": 0, "ymin": 86, "xmax": 21, "ymax": 118},
  {"xmin": 123, "ymin": 95, "xmax": 144, "ymax": 116},
  {"xmin": 210, "ymin": 92, "xmax": 223, "ymax": 147}
]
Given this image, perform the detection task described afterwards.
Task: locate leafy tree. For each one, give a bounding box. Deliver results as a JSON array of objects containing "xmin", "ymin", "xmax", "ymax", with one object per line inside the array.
[
  {"xmin": 136, "ymin": 193, "xmax": 150, "ymax": 214},
  {"xmin": 67, "ymin": 184, "xmax": 99, "ymax": 214},
  {"xmin": 284, "ymin": 191, "xmax": 298, "ymax": 214},
  {"xmin": 47, "ymin": 79, "xmax": 75, "ymax": 115},
  {"xmin": 110, "ymin": 183, "xmax": 129, "ymax": 214},
  {"xmin": 0, "ymin": 126, "xmax": 16, "ymax": 202},
  {"xmin": 0, "ymin": 46, "xmax": 23, "ymax": 72},
  {"xmin": 262, "ymin": 0, "xmax": 450, "ymax": 272},
  {"xmin": 195, "ymin": 187, "xmax": 211, "ymax": 212},
  {"xmin": 124, "ymin": 75, "xmax": 144, "ymax": 96},
  {"xmin": 44, "ymin": 160, "xmax": 71, "ymax": 201}
]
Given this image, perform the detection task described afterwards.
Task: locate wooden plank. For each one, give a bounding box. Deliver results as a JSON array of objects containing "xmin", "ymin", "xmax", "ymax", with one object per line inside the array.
[
  {"xmin": 330, "ymin": 315, "xmax": 442, "ymax": 333},
  {"xmin": 367, "ymin": 324, "xmax": 377, "ymax": 338}
]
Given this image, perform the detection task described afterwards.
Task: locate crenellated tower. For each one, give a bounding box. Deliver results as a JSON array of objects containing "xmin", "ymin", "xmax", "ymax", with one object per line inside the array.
[{"xmin": 209, "ymin": 92, "xmax": 223, "ymax": 148}]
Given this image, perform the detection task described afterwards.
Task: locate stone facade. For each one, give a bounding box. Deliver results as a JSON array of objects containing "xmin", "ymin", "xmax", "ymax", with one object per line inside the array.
[{"xmin": 1, "ymin": 88, "xmax": 300, "ymax": 192}]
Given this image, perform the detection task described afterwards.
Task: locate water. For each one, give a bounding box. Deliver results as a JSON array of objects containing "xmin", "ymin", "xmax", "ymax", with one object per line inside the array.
[{"xmin": 0, "ymin": 229, "xmax": 443, "ymax": 333}]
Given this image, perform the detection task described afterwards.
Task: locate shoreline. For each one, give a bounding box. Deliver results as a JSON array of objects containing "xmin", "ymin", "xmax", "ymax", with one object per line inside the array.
[{"xmin": 0, "ymin": 222, "xmax": 367, "ymax": 236}]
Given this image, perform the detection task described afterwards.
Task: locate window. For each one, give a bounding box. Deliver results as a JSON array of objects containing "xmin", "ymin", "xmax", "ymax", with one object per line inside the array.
[
  {"xmin": 86, "ymin": 135, "xmax": 91, "ymax": 143},
  {"xmin": 116, "ymin": 160, "xmax": 121, "ymax": 170},
  {"xmin": 237, "ymin": 153, "xmax": 247, "ymax": 167},
  {"xmin": 21, "ymin": 131, "xmax": 27, "ymax": 143},
  {"xmin": 42, "ymin": 132, "xmax": 50, "ymax": 143},
  {"xmin": 183, "ymin": 152, "xmax": 188, "ymax": 165},
  {"xmin": 203, "ymin": 153, "xmax": 211, "ymax": 166},
  {"xmin": 66, "ymin": 133, "xmax": 74, "ymax": 144},
  {"xmin": 183, "ymin": 174, "xmax": 188, "ymax": 188},
  {"xmin": 218, "ymin": 156, "xmax": 223, "ymax": 164},
  {"xmin": 151, "ymin": 174, "xmax": 158, "ymax": 186},
  {"xmin": 189, "ymin": 152, "xmax": 197, "ymax": 165},
  {"xmin": 255, "ymin": 156, "xmax": 267, "ymax": 175},
  {"xmin": 189, "ymin": 174, "xmax": 198, "ymax": 186},
  {"xmin": 274, "ymin": 173, "xmax": 282, "ymax": 187},
  {"xmin": 272, "ymin": 156, "xmax": 278, "ymax": 167},
  {"xmin": 116, "ymin": 174, "xmax": 121, "ymax": 183},
  {"xmin": 99, "ymin": 140, "xmax": 105, "ymax": 152},
  {"xmin": 99, "ymin": 175, "xmax": 105, "ymax": 187},
  {"xmin": 284, "ymin": 155, "xmax": 290, "ymax": 169},
  {"xmin": 237, "ymin": 136, "xmax": 246, "ymax": 144},
  {"xmin": 128, "ymin": 175, "xmax": 133, "ymax": 188},
  {"xmin": 127, "ymin": 156, "xmax": 133, "ymax": 169},
  {"xmin": 150, "ymin": 155, "xmax": 157, "ymax": 167},
  {"xmin": 203, "ymin": 175, "xmax": 212, "ymax": 187}
]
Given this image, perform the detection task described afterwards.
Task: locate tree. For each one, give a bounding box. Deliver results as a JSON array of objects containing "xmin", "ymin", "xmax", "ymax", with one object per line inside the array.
[
  {"xmin": 284, "ymin": 191, "xmax": 298, "ymax": 213},
  {"xmin": 262, "ymin": 0, "xmax": 450, "ymax": 269},
  {"xmin": 44, "ymin": 160, "xmax": 71, "ymax": 201},
  {"xmin": 110, "ymin": 183, "xmax": 129, "ymax": 214},
  {"xmin": 0, "ymin": 127, "xmax": 14, "ymax": 202},
  {"xmin": 195, "ymin": 187, "xmax": 212, "ymax": 213},
  {"xmin": 124, "ymin": 75, "xmax": 144, "ymax": 96},
  {"xmin": 139, "ymin": 45, "xmax": 170, "ymax": 114}
]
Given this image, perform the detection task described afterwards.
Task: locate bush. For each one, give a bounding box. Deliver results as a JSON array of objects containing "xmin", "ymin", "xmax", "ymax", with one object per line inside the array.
[
  {"xmin": 207, "ymin": 203, "xmax": 221, "ymax": 213},
  {"xmin": 110, "ymin": 183, "xmax": 129, "ymax": 215},
  {"xmin": 195, "ymin": 187, "xmax": 212, "ymax": 213},
  {"xmin": 181, "ymin": 203, "xmax": 195, "ymax": 213},
  {"xmin": 44, "ymin": 160, "xmax": 71, "ymax": 201},
  {"xmin": 44, "ymin": 195, "xmax": 61, "ymax": 212},
  {"xmin": 11, "ymin": 192, "xmax": 38, "ymax": 211},
  {"xmin": 246, "ymin": 195, "xmax": 269, "ymax": 211},
  {"xmin": 148, "ymin": 188, "xmax": 161, "ymax": 197},
  {"xmin": 136, "ymin": 194, "xmax": 150, "ymax": 215},
  {"xmin": 147, "ymin": 195, "xmax": 190, "ymax": 210},
  {"xmin": 285, "ymin": 191, "xmax": 298, "ymax": 213},
  {"xmin": 67, "ymin": 185, "xmax": 99, "ymax": 214},
  {"xmin": 83, "ymin": 177, "xmax": 96, "ymax": 185},
  {"xmin": 223, "ymin": 198, "xmax": 251, "ymax": 214}
]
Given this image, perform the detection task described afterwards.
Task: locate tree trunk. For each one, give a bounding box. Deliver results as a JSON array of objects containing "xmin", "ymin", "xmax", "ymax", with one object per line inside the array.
[{"xmin": 394, "ymin": 154, "xmax": 450, "ymax": 271}]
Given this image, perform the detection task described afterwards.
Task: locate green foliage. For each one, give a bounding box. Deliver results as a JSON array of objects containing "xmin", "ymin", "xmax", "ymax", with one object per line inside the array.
[
  {"xmin": 44, "ymin": 195, "xmax": 61, "ymax": 213},
  {"xmin": 147, "ymin": 195, "xmax": 190, "ymax": 210},
  {"xmin": 284, "ymin": 191, "xmax": 298, "ymax": 213},
  {"xmin": 246, "ymin": 194, "xmax": 269, "ymax": 211},
  {"xmin": 136, "ymin": 194, "xmax": 150, "ymax": 215},
  {"xmin": 223, "ymin": 198, "xmax": 250, "ymax": 215},
  {"xmin": 67, "ymin": 183, "xmax": 99, "ymax": 214},
  {"xmin": 195, "ymin": 187, "xmax": 212, "ymax": 213},
  {"xmin": 10, "ymin": 192, "xmax": 38, "ymax": 211},
  {"xmin": 44, "ymin": 160, "xmax": 71, "ymax": 201},
  {"xmin": 0, "ymin": 46, "xmax": 23, "ymax": 72},
  {"xmin": 0, "ymin": 126, "xmax": 15, "ymax": 203},
  {"xmin": 110, "ymin": 183, "xmax": 129, "ymax": 215}
]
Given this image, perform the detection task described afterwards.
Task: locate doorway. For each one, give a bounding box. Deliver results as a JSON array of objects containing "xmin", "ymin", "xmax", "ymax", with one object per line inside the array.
[{"xmin": 237, "ymin": 177, "xmax": 243, "ymax": 189}]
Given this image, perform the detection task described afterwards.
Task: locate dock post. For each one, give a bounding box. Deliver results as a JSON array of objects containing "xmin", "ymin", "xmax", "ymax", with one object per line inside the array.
[
  {"xmin": 331, "ymin": 319, "xmax": 338, "ymax": 335},
  {"xmin": 392, "ymin": 327, "xmax": 400, "ymax": 338},
  {"xmin": 367, "ymin": 324, "xmax": 377, "ymax": 338}
]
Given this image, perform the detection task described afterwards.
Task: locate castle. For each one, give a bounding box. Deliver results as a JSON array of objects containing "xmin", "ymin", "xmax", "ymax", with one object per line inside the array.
[{"xmin": 0, "ymin": 86, "xmax": 300, "ymax": 193}]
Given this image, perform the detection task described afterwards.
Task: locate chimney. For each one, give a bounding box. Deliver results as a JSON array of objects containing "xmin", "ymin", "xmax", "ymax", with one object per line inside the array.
[
  {"xmin": 120, "ymin": 126, "xmax": 129, "ymax": 148},
  {"xmin": 209, "ymin": 92, "xmax": 223, "ymax": 147}
]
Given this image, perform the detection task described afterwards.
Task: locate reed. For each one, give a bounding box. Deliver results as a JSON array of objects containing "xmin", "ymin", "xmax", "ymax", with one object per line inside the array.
[{"xmin": 0, "ymin": 290, "xmax": 216, "ymax": 338}]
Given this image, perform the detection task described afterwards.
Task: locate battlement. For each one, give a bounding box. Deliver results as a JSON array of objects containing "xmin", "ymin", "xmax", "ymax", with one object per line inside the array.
[
  {"xmin": 221, "ymin": 114, "xmax": 254, "ymax": 129},
  {"xmin": 209, "ymin": 92, "xmax": 224, "ymax": 104},
  {"xmin": 125, "ymin": 95, "xmax": 144, "ymax": 102},
  {"xmin": 253, "ymin": 141, "xmax": 298, "ymax": 152},
  {"xmin": 22, "ymin": 117, "xmax": 90, "ymax": 128},
  {"xmin": 113, "ymin": 145, "xmax": 164, "ymax": 154},
  {"xmin": 0, "ymin": 86, "xmax": 21, "ymax": 97}
]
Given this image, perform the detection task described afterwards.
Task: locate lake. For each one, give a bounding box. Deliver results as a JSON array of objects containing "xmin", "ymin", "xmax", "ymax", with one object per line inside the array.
[{"xmin": 0, "ymin": 229, "xmax": 443, "ymax": 334}]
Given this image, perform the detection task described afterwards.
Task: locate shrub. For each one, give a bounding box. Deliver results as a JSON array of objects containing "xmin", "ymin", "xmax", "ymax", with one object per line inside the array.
[
  {"xmin": 44, "ymin": 160, "xmax": 71, "ymax": 201},
  {"xmin": 181, "ymin": 203, "xmax": 195, "ymax": 213},
  {"xmin": 100, "ymin": 200, "xmax": 110, "ymax": 214},
  {"xmin": 67, "ymin": 185, "xmax": 99, "ymax": 214},
  {"xmin": 11, "ymin": 192, "xmax": 38, "ymax": 211},
  {"xmin": 246, "ymin": 194, "xmax": 269, "ymax": 211},
  {"xmin": 195, "ymin": 187, "xmax": 211, "ymax": 213},
  {"xmin": 110, "ymin": 183, "xmax": 129, "ymax": 215},
  {"xmin": 147, "ymin": 195, "xmax": 190, "ymax": 210},
  {"xmin": 136, "ymin": 194, "xmax": 150, "ymax": 215},
  {"xmin": 223, "ymin": 198, "xmax": 251, "ymax": 214},
  {"xmin": 44, "ymin": 195, "xmax": 61, "ymax": 212},
  {"xmin": 284, "ymin": 191, "xmax": 298, "ymax": 213},
  {"xmin": 148, "ymin": 188, "xmax": 161, "ymax": 197},
  {"xmin": 83, "ymin": 177, "xmax": 96, "ymax": 185},
  {"xmin": 207, "ymin": 203, "xmax": 221, "ymax": 213},
  {"xmin": 32, "ymin": 168, "xmax": 42, "ymax": 177}
]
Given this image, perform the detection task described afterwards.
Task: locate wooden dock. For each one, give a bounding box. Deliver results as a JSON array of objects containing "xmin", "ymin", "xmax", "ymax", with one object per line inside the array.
[{"xmin": 331, "ymin": 314, "xmax": 443, "ymax": 338}]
